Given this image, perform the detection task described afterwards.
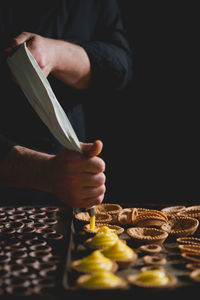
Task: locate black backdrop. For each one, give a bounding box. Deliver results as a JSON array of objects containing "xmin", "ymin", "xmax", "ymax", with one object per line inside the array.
[{"xmin": 85, "ymin": 0, "xmax": 200, "ymax": 206}]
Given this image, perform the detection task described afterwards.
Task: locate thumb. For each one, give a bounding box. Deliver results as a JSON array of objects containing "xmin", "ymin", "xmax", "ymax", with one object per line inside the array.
[{"xmin": 81, "ymin": 140, "xmax": 103, "ymax": 157}]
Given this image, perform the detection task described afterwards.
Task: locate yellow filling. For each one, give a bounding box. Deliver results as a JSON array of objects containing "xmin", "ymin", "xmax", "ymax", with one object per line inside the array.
[
  {"xmin": 89, "ymin": 230, "xmax": 119, "ymax": 248},
  {"xmin": 90, "ymin": 225, "xmax": 115, "ymax": 233},
  {"xmin": 136, "ymin": 269, "xmax": 169, "ymax": 286},
  {"xmin": 76, "ymin": 250, "xmax": 113, "ymax": 272},
  {"xmin": 102, "ymin": 240, "xmax": 135, "ymax": 260},
  {"xmin": 90, "ymin": 215, "xmax": 95, "ymax": 230},
  {"xmin": 81, "ymin": 271, "xmax": 121, "ymax": 288}
]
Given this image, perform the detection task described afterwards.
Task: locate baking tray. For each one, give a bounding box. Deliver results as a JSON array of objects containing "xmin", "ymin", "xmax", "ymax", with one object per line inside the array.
[
  {"xmin": 0, "ymin": 203, "xmax": 73, "ymax": 298},
  {"xmin": 62, "ymin": 202, "xmax": 200, "ymax": 297}
]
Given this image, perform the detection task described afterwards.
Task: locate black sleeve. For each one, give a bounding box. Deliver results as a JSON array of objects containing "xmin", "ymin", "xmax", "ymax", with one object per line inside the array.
[
  {"xmin": 79, "ymin": 0, "xmax": 133, "ymax": 91},
  {"xmin": 0, "ymin": 135, "xmax": 17, "ymax": 163}
]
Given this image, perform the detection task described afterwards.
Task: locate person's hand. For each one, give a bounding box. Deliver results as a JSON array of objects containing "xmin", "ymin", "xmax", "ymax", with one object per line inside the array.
[
  {"xmin": 5, "ymin": 32, "xmax": 57, "ymax": 77},
  {"xmin": 49, "ymin": 140, "xmax": 106, "ymax": 208},
  {"xmin": 5, "ymin": 31, "xmax": 91, "ymax": 90}
]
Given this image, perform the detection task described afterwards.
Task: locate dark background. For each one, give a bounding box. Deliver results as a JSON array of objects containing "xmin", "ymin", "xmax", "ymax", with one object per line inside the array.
[{"xmin": 85, "ymin": 0, "xmax": 200, "ymax": 206}]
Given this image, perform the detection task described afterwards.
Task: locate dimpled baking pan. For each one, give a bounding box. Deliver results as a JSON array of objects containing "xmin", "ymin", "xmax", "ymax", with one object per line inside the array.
[{"xmin": 62, "ymin": 202, "xmax": 200, "ymax": 297}]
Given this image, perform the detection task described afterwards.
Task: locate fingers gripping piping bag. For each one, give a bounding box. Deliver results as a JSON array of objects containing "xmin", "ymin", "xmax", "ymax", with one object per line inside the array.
[{"xmin": 7, "ymin": 42, "xmax": 95, "ymax": 217}]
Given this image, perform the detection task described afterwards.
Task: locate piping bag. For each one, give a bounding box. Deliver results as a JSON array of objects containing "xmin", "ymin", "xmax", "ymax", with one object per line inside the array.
[{"xmin": 7, "ymin": 42, "xmax": 95, "ymax": 222}]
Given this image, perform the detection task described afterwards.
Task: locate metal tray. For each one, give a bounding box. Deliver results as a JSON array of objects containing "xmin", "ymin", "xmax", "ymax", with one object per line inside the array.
[
  {"xmin": 0, "ymin": 204, "xmax": 73, "ymax": 298},
  {"xmin": 62, "ymin": 203, "xmax": 200, "ymax": 297}
]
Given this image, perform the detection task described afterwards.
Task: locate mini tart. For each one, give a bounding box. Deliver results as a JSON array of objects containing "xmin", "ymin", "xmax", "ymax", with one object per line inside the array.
[
  {"xmin": 140, "ymin": 265, "xmax": 165, "ymax": 272},
  {"xmin": 70, "ymin": 250, "xmax": 118, "ymax": 273},
  {"xmin": 177, "ymin": 208, "xmax": 200, "ymax": 220},
  {"xmin": 189, "ymin": 269, "xmax": 200, "ymax": 282},
  {"xmin": 126, "ymin": 227, "xmax": 168, "ymax": 246},
  {"xmin": 74, "ymin": 212, "xmax": 112, "ymax": 226},
  {"xmin": 136, "ymin": 209, "xmax": 168, "ymax": 221},
  {"xmin": 142, "ymin": 255, "xmax": 167, "ymax": 266},
  {"xmin": 117, "ymin": 208, "xmax": 138, "ymax": 226},
  {"xmin": 76, "ymin": 270, "xmax": 127, "ymax": 290},
  {"xmin": 181, "ymin": 253, "xmax": 200, "ymax": 262},
  {"xmin": 83, "ymin": 223, "xmax": 124, "ymax": 236},
  {"xmin": 161, "ymin": 216, "xmax": 199, "ymax": 238},
  {"xmin": 133, "ymin": 212, "xmax": 168, "ymax": 228},
  {"xmin": 186, "ymin": 262, "xmax": 200, "ymax": 270},
  {"xmin": 161, "ymin": 205, "xmax": 186, "ymax": 216},
  {"xmin": 101, "ymin": 239, "xmax": 138, "ymax": 269},
  {"xmin": 84, "ymin": 230, "xmax": 119, "ymax": 250},
  {"xmin": 138, "ymin": 244, "xmax": 162, "ymax": 254},
  {"xmin": 178, "ymin": 244, "xmax": 200, "ymax": 255},
  {"xmin": 95, "ymin": 203, "xmax": 122, "ymax": 224},
  {"xmin": 185, "ymin": 205, "xmax": 200, "ymax": 211},
  {"xmin": 177, "ymin": 237, "xmax": 200, "ymax": 246},
  {"xmin": 127, "ymin": 269, "xmax": 177, "ymax": 289}
]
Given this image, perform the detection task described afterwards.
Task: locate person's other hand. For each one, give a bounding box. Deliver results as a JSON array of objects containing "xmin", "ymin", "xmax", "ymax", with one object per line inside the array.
[{"xmin": 49, "ymin": 140, "xmax": 106, "ymax": 208}]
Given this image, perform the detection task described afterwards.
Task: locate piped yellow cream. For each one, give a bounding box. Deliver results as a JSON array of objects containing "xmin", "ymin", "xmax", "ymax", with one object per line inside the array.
[
  {"xmin": 90, "ymin": 215, "xmax": 95, "ymax": 230},
  {"xmin": 89, "ymin": 225, "xmax": 115, "ymax": 233},
  {"xmin": 80, "ymin": 270, "xmax": 121, "ymax": 288},
  {"xmin": 102, "ymin": 240, "xmax": 135, "ymax": 260},
  {"xmin": 88, "ymin": 228, "xmax": 119, "ymax": 248},
  {"xmin": 75, "ymin": 250, "xmax": 113, "ymax": 272},
  {"xmin": 136, "ymin": 269, "xmax": 169, "ymax": 285}
]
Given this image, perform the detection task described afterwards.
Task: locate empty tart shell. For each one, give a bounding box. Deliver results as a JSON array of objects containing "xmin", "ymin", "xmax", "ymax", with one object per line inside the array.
[
  {"xmin": 189, "ymin": 269, "xmax": 200, "ymax": 282},
  {"xmin": 74, "ymin": 212, "xmax": 112, "ymax": 227},
  {"xmin": 177, "ymin": 208, "xmax": 200, "ymax": 220},
  {"xmin": 177, "ymin": 237, "xmax": 200, "ymax": 246},
  {"xmin": 126, "ymin": 227, "xmax": 168, "ymax": 246},
  {"xmin": 181, "ymin": 253, "xmax": 200, "ymax": 263},
  {"xmin": 137, "ymin": 209, "xmax": 168, "ymax": 221},
  {"xmin": 185, "ymin": 205, "xmax": 200, "ymax": 211},
  {"xmin": 161, "ymin": 216, "xmax": 199, "ymax": 238},
  {"xmin": 178, "ymin": 244, "xmax": 200, "ymax": 255},
  {"xmin": 83, "ymin": 223, "xmax": 124, "ymax": 236},
  {"xmin": 186, "ymin": 262, "xmax": 200, "ymax": 270},
  {"xmin": 161, "ymin": 205, "xmax": 186, "ymax": 216},
  {"xmin": 127, "ymin": 271, "xmax": 177, "ymax": 290},
  {"xmin": 117, "ymin": 208, "xmax": 138, "ymax": 226},
  {"xmin": 133, "ymin": 210, "xmax": 168, "ymax": 228},
  {"xmin": 138, "ymin": 244, "xmax": 162, "ymax": 254},
  {"xmin": 95, "ymin": 203, "xmax": 122, "ymax": 224},
  {"xmin": 140, "ymin": 265, "xmax": 165, "ymax": 272},
  {"xmin": 142, "ymin": 255, "xmax": 167, "ymax": 266}
]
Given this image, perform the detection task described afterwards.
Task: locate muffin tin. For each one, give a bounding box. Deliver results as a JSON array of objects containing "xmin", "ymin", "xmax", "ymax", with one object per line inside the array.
[
  {"xmin": 0, "ymin": 204, "xmax": 72, "ymax": 296},
  {"xmin": 63, "ymin": 203, "xmax": 200, "ymax": 295}
]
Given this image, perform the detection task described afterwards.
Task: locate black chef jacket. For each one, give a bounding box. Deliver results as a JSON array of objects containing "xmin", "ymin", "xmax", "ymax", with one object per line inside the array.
[{"xmin": 0, "ymin": 0, "xmax": 133, "ymax": 204}]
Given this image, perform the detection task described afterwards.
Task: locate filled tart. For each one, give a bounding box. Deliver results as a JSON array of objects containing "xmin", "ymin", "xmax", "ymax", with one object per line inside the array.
[
  {"xmin": 101, "ymin": 239, "xmax": 137, "ymax": 268},
  {"xmin": 127, "ymin": 269, "xmax": 177, "ymax": 289},
  {"xmin": 84, "ymin": 226, "xmax": 119, "ymax": 250},
  {"xmin": 76, "ymin": 270, "xmax": 127, "ymax": 290},
  {"xmin": 70, "ymin": 250, "xmax": 118, "ymax": 273},
  {"xmin": 83, "ymin": 224, "xmax": 124, "ymax": 237}
]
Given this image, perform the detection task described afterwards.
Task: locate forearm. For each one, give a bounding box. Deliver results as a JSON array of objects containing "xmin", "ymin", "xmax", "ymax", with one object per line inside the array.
[
  {"xmin": 0, "ymin": 145, "xmax": 54, "ymax": 193},
  {"xmin": 52, "ymin": 39, "xmax": 91, "ymax": 90}
]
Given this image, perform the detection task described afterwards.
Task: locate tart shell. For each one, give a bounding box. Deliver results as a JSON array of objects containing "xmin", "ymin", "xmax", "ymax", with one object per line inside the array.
[
  {"xmin": 126, "ymin": 227, "xmax": 168, "ymax": 246},
  {"xmin": 70, "ymin": 258, "xmax": 118, "ymax": 274},
  {"xmin": 76, "ymin": 273, "xmax": 127, "ymax": 290},
  {"xmin": 127, "ymin": 272, "xmax": 177, "ymax": 290},
  {"xmin": 95, "ymin": 203, "xmax": 122, "ymax": 224},
  {"xmin": 83, "ymin": 223, "xmax": 124, "ymax": 237},
  {"xmin": 161, "ymin": 216, "xmax": 199, "ymax": 239}
]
